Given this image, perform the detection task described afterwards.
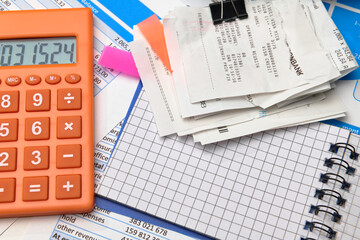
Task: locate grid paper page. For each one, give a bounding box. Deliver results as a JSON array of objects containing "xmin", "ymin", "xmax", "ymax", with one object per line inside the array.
[{"xmin": 97, "ymin": 90, "xmax": 360, "ymax": 240}]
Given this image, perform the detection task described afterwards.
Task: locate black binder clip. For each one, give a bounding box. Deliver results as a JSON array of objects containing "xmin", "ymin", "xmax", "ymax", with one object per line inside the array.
[{"xmin": 209, "ymin": 0, "xmax": 248, "ymax": 25}]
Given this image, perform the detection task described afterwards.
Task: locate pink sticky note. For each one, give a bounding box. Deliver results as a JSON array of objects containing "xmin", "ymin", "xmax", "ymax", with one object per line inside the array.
[{"xmin": 98, "ymin": 46, "xmax": 140, "ymax": 78}]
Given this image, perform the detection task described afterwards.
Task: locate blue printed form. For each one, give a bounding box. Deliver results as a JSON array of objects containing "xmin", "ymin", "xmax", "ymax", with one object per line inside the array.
[{"xmin": 323, "ymin": 0, "xmax": 360, "ymax": 134}]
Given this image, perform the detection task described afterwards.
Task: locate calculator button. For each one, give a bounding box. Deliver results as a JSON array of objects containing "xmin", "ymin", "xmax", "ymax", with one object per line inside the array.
[
  {"xmin": 26, "ymin": 89, "xmax": 51, "ymax": 112},
  {"xmin": 56, "ymin": 144, "xmax": 81, "ymax": 168},
  {"xmin": 0, "ymin": 91, "xmax": 19, "ymax": 113},
  {"xmin": 0, "ymin": 148, "xmax": 17, "ymax": 172},
  {"xmin": 23, "ymin": 176, "xmax": 48, "ymax": 201},
  {"xmin": 25, "ymin": 75, "xmax": 41, "ymax": 85},
  {"xmin": 57, "ymin": 116, "xmax": 82, "ymax": 139},
  {"xmin": 5, "ymin": 76, "xmax": 21, "ymax": 86},
  {"xmin": 57, "ymin": 88, "xmax": 82, "ymax": 110},
  {"xmin": 25, "ymin": 117, "xmax": 50, "ymax": 141},
  {"xmin": 56, "ymin": 175, "xmax": 81, "ymax": 199},
  {"xmin": 65, "ymin": 74, "xmax": 81, "ymax": 84},
  {"xmin": 0, "ymin": 119, "xmax": 18, "ymax": 142},
  {"xmin": 24, "ymin": 146, "xmax": 49, "ymax": 170},
  {"xmin": 0, "ymin": 178, "xmax": 16, "ymax": 203},
  {"xmin": 45, "ymin": 74, "xmax": 61, "ymax": 84}
]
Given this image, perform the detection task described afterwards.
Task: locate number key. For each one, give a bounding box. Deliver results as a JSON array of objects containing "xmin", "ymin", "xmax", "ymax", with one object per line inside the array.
[
  {"xmin": 0, "ymin": 119, "xmax": 18, "ymax": 142},
  {"xmin": 0, "ymin": 91, "xmax": 19, "ymax": 113},
  {"xmin": 26, "ymin": 89, "xmax": 51, "ymax": 112},
  {"xmin": 0, "ymin": 148, "xmax": 17, "ymax": 172},
  {"xmin": 25, "ymin": 117, "xmax": 50, "ymax": 140},
  {"xmin": 24, "ymin": 146, "xmax": 49, "ymax": 170}
]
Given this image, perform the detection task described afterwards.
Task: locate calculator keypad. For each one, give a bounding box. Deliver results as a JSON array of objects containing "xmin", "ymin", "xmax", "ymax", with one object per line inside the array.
[
  {"xmin": 0, "ymin": 71, "xmax": 92, "ymax": 215},
  {"xmin": 0, "ymin": 148, "xmax": 17, "ymax": 172},
  {"xmin": 56, "ymin": 174, "xmax": 81, "ymax": 199},
  {"xmin": 65, "ymin": 73, "xmax": 81, "ymax": 84},
  {"xmin": 24, "ymin": 146, "xmax": 49, "ymax": 170},
  {"xmin": 56, "ymin": 144, "xmax": 82, "ymax": 169},
  {"xmin": 5, "ymin": 76, "xmax": 21, "ymax": 86},
  {"xmin": 25, "ymin": 117, "xmax": 50, "ymax": 140},
  {"xmin": 0, "ymin": 119, "xmax": 18, "ymax": 142},
  {"xmin": 45, "ymin": 74, "xmax": 61, "ymax": 84},
  {"xmin": 25, "ymin": 75, "xmax": 42, "ymax": 85},
  {"xmin": 0, "ymin": 178, "xmax": 16, "ymax": 203},
  {"xmin": 23, "ymin": 176, "xmax": 49, "ymax": 201},
  {"xmin": 57, "ymin": 88, "xmax": 82, "ymax": 110},
  {"xmin": 26, "ymin": 89, "xmax": 51, "ymax": 112},
  {"xmin": 0, "ymin": 91, "xmax": 19, "ymax": 113},
  {"xmin": 57, "ymin": 116, "xmax": 82, "ymax": 139}
]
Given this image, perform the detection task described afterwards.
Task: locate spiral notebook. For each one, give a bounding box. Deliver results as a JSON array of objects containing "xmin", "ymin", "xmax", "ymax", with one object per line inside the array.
[{"xmin": 96, "ymin": 89, "xmax": 360, "ymax": 239}]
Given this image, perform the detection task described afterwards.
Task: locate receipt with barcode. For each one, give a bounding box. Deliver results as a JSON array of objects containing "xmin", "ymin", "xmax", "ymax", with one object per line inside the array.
[
  {"xmin": 170, "ymin": 0, "xmax": 344, "ymax": 105},
  {"xmin": 193, "ymin": 90, "xmax": 347, "ymax": 145}
]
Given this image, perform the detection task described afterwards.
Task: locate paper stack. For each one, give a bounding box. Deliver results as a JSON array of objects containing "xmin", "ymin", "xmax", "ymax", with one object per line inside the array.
[{"xmin": 130, "ymin": 0, "xmax": 358, "ymax": 144}]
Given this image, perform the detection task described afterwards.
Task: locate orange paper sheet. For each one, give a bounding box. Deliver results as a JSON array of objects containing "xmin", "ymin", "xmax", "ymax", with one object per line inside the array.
[{"xmin": 137, "ymin": 15, "xmax": 172, "ymax": 72}]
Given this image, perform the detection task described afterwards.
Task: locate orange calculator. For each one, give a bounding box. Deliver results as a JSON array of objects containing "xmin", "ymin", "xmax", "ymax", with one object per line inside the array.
[{"xmin": 0, "ymin": 8, "xmax": 94, "ymax": 217}]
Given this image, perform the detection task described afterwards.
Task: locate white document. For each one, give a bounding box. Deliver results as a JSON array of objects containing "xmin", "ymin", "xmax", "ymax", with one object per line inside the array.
[
  {"xmin": 173, "ymin": 2, "xmax": 304, "ymax": 103},
  {"xmin": 131, "ymin": 30, "xmax": 328, "ymax": 137},
  {"xmin": 249, "ymin": 0, "xmax": 357, "ymax": 108},
  {"xmin": 0, "ymin": 205, "xmax": 195, "ymax": 240},
  {"xmin": 193, "ymin": 90, "xmax": 347, "ymax": 144},
  {"xmin": 300, "ymin": 0, "xmax": 358, "ymax": 75},
  {"xmin": 163, "ymin": 15, "xmax": 255, "ymax": 118},
  {"xmin": 171, "ymin": 0, "xmax": 340, "ymax": 103}
]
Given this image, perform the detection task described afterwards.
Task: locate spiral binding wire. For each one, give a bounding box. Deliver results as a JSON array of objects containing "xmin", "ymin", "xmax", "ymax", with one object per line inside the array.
[
  {"xmin": 303, "ymin": 142, "xmax": 358, "ymax": 239},
  {"xmin": 304, "ymin": 221, "xmax": 337, "ymax": 239},
  {"xmin": 324, "ymin": 157, "xmax": 356, "ymax": 175},
  {"xmin": 329, "ymin": 143, "xmax": 359, "ymax": 160},
  {"xmin": 309, "ymin": 205, "xmax": 341, "ymax": 222},
  {"xmin": 319, "ymin": 173, "xmax": 351, "ymax": 190},
  {"xmin": 314, "ymin": 189, "xmax": 346, "ymax": 206}
]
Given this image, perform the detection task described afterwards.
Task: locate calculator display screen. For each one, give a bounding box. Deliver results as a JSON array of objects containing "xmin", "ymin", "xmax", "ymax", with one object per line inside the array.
[{"xmin": 0, "ymin": 37, "xmax": 76, "ymax": 66}]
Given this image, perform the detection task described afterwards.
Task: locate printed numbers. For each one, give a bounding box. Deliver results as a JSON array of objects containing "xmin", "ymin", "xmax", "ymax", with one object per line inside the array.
[{"xmin": 128, "ymin": 219, "xmax": 168, "ymax": 238}]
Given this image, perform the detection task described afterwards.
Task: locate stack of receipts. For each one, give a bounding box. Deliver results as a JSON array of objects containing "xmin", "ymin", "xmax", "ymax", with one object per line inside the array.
[{"xmin": 130, "ymin": 0, "xmax": 358, "ymax": 145}]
